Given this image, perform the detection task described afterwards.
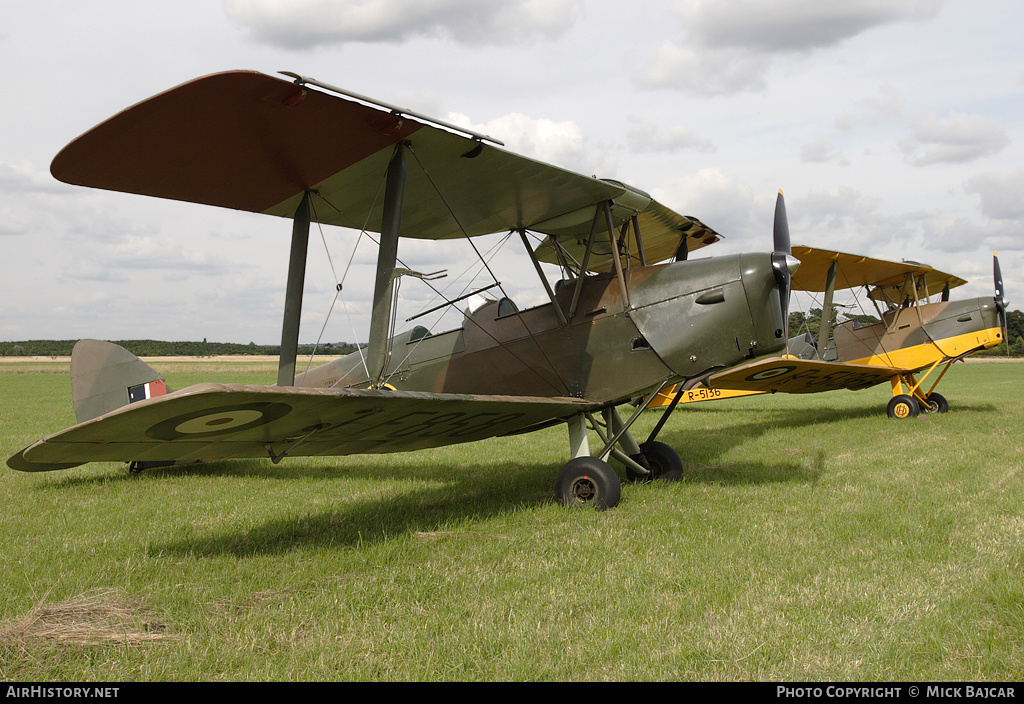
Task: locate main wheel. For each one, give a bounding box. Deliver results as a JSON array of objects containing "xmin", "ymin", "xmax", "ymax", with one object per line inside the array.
[
  {"xmin": 627, "ymin": 441, "xmax": 684, "ymax": 483},
  {"xmin": 555, "ymin": 456, "xmax": 621, "ymax": 509},
  {"xmin": 886, "ymin": 394, "xmax": 920, "ymax": 419},
  {"xmin": 924, "ymin": 392, "xmax": 949, "ymax": 413}
]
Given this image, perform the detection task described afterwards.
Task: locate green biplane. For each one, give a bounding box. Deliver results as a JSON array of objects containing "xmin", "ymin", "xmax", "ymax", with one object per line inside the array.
[{"xmin": 8, "ymin": 70, "xmax": 800, "ymax": 509}]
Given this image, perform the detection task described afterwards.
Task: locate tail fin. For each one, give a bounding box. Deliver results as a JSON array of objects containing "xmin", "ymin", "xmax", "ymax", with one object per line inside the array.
[{"xmin": 71, "ymin": 340, "xmax": 171, "ymax": 423}]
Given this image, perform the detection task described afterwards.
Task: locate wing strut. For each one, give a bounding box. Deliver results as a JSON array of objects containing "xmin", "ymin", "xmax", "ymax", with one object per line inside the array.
[
  {"xmin": 519, "ymin": 230, "xmax": 568, "ymax": 326},
  {"xmin": 278, "ymin": 191, "xmax": 311, "ymax": 387},
  {"xmin": 631, "ymin": 216, "xmax": 647, "ymax": 267},
  {"xmin": 817, "ymin": 261, "xmax": 837, "ymax": 357},
  {"xmin": 367, "ymin": 143, "xmax": 407, "ymax": 388},
  {"xmin": 603, "ymin": 201, "xmax": 630, "ymax": 308},
  {"xmin": 568, "ymin": 209, "xmax": 602, "ymax": 321}
]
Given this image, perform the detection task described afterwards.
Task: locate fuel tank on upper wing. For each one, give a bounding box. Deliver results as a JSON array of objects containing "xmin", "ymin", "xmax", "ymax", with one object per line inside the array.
[{"xmin": 627, "ymin": 253, "xmax": 791, "ymax": 379}]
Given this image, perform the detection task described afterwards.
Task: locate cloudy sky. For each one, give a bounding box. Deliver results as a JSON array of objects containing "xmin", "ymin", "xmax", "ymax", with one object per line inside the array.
[{"xmin": 2, "ymin": 0, "xmax": 1021, "ymax": 346}]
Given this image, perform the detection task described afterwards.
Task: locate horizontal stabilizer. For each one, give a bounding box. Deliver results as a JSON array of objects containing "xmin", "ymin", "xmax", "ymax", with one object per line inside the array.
[{"xmin": 9, "ymin": 383, "xmax": 599, "ymax": 472}]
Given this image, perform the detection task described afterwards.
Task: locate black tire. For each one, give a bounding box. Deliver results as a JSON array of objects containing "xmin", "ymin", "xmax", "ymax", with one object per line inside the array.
[
  {"xmin": 924, "ymin": 392, "xmax": 949, "ymax": 413},
  {"xmin": 627, "ymin": 441, "xmax": 684, "ymax": 483},
  {"xmin": 555, "ymin": 456, "xmax": 621, "ymax": 509},
  {"xmin": 886, "ymin": 394, "xmax": 920, "ymax": 419}
]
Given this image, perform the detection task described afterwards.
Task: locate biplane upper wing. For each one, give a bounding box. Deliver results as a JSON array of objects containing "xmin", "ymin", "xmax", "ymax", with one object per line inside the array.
[
  {"xmin": 698, "ymin": 356, "xmax": 908, "ymax": 396},
  {"xmin": 50, "ymin": 70, "xmax": 652, "ymax": 241},
  {"xmin": 791, "ymin": 246, "xmax": 967, "ymax": 300},
  {"xmin": 8, "ymin": 383, "xmax": 600, "ymax": 472},
  {"xmin": 531, "ymin": 199, "xmax": 724, "ymax": 273}
]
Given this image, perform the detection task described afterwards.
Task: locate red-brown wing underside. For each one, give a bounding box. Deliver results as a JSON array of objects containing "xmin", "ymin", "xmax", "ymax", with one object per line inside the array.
[{"xmin": 50, "ymin": 70, "xmax": 631, "ymax": 240}]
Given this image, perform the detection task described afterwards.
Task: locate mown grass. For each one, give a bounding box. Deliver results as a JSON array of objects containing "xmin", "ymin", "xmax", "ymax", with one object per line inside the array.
[{"xmin": 0, "ymin": 360, "xmax": 1021, "ymax": 681}]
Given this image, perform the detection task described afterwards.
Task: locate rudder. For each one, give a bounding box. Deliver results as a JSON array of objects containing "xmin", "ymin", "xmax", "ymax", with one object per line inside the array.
[{"xmin": 71, "ymin": 340, "xmax": 171, "ymax": 423}]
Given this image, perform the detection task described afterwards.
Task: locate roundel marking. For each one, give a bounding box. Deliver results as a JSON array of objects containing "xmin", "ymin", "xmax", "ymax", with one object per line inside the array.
[
  {"xmin": 174, "ymin": 410, "xmax": 266, "ymax": 435},
  {"xmin": 146, "ymin": 402, "xmax": 293, "ymax": 441},
  {"xmin": 744, "ymin": 365, "xmax": 797, "ymax": 382}
]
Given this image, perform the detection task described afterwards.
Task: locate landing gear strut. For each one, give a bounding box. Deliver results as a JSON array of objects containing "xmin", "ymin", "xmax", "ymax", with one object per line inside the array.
[{"xmin": 554, "ymin": 387, "xmax": 683, "ymax": 509}]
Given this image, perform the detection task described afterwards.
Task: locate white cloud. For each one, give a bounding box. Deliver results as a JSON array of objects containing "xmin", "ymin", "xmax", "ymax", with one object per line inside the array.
[
  {"xmin": 627, "ymin": 120, "xmax": 717, "ymax": 155},
  {"xmin": 918, "ymin": 216, "xmax": 1019, "ymax": 255},
  {"xmin": 222, "ymin": 0, "xmax": 581, "ymax": 48},
  {"xmin": 637, "ymin": 0, "xmax": 946, "ymax": 96},
  {"xmin": 671, "ymin": 0, "xmax": 945, "ymax": 53},
  {"xmin": 637, "ymin": 43, "xmax": 770, "ymax": 96},
  {"xmin": 0, "ymin": 160, "xmax": 69, "ymax": 195},
  {"xmin": 800, "ymin": 136, "xmax": 848, "ymax": 165},
  {"xmin": 836, "ymin": 85, "xmax": 906, "ymax": 132},
  {"xmin": 652, "ymin": 168, "xmax": 757, "ymax": 241},
  {"xmin": 788, "ymin": 187, "xmax": 915, "ymax": 254},
  {"xmin": 965, "ymin": 169, "xmax": 1024, "ymax": 220},
  {"xmin": 900, "ymin": 112, "xmax": 1010, "ymax": 166},
  {"xmin": 449, "ymin": 111, "xmax": 618, "ymax": 177}
]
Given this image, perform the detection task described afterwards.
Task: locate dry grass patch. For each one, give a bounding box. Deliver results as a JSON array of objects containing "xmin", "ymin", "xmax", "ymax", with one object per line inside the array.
[{"xmin": 1, "ymin": 589, "xmax": 175, "ymax": 647}]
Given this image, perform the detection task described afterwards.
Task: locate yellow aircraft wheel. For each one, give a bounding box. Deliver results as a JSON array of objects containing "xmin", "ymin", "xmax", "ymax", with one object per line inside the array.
[
  {"xmin": 886, "ymin": 394, "xmax": 920, "ymax": 419},
  {"xmin": 924, "ymin": 392, "xmax": 949, "ymax": 414},
  {"xmin": 555, "ymin": 456, "xmax": 621, "ymax": 510}
]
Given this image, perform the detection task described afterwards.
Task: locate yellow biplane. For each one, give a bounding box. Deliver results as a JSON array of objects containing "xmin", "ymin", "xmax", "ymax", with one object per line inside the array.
[{"xmin": 653, "ymin": 245, "xmax": 1008, "ymax": 419}]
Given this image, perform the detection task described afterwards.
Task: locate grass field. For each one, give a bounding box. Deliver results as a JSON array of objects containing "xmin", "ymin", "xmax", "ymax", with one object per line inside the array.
[{"xmin": 1, "ymin": 358, "xmax": 1021, "ymax": 681}]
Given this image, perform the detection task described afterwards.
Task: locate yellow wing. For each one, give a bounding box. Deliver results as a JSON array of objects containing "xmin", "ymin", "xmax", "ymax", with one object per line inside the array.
[
  {"xmin": 791, "ymin": 246, "xmax": 967, "ymax": 301},
  {"xmin": 699, "ymin": 357, "xmax": 905, "ymax": 395}
]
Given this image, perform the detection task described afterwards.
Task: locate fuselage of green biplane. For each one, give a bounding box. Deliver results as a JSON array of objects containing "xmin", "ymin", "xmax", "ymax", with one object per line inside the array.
[{"xmin": 296, "ymin": 253, "xmax": 788, "ymax": 406}]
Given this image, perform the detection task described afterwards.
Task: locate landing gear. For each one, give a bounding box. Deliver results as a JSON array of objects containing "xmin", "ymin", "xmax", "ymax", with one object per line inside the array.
[
  {"xmin": 886, "ymin": 394, "xmax": 920, "ymax": 419},
  {"xmin": 554, "ymin": 397, "xmax": 683, "ymax": 509},
  {"xmin": 626, "ymin": 441, "xmax": 683, "ymax": 483},
  {"xmin": 924, "ymin": 392, "xmax": 949, "ymax": 414},
  {"xmin": 555, "ymin": 456, "xmax": 621, "ymax": 509}
]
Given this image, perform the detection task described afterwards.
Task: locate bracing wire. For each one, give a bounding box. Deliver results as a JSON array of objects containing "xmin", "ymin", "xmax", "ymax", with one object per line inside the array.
[{"xmin": 405, "ymin": 145, "xmax": 570, "ymax": 395}]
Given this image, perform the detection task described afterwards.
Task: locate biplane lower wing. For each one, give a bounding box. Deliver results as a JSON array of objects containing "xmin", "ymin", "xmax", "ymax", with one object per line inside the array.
[
  {"xmin": 8, "ymin": 383, "xmax": 600, "ymax": 472},
  {"xmin": 696, "ymin": 357, "xmax": 908, "ymax": 397}
]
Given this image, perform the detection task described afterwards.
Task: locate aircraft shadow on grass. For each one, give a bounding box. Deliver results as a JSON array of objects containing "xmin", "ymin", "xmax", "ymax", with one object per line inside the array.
[
  {"xmin": 145, "ymin": 418, "xmax": 836, "ymax": 557},
  {"xmin": 32, "ymin": 395, "xmax": 1001, "ymax": 558}
]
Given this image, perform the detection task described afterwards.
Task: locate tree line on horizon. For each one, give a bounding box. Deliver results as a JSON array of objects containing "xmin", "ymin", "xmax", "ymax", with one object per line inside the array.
[
  {"xmin": 5, "ymin": 310, "xmax": 1024, "ymax": 358},
  {"xmin": 1, "ymin": 339, "xmax": 363, "ymax": 358}
]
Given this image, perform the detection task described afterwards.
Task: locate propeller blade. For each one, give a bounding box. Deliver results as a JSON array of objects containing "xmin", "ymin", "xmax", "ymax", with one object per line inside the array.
[
  {"xmin": 994, "ymin": 252, "xmax": 1008, "ymax": 345},
  {"xmin": 771, "ymin": 190, "xmax": 796, "ymax": 345},
  {"xmin": 774, "ymin": 189, "xmax": 791, "ymax": 256},
  {"xmin": 994, "ymin": 252, "xmax": 1005, "ymax": 303}
]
